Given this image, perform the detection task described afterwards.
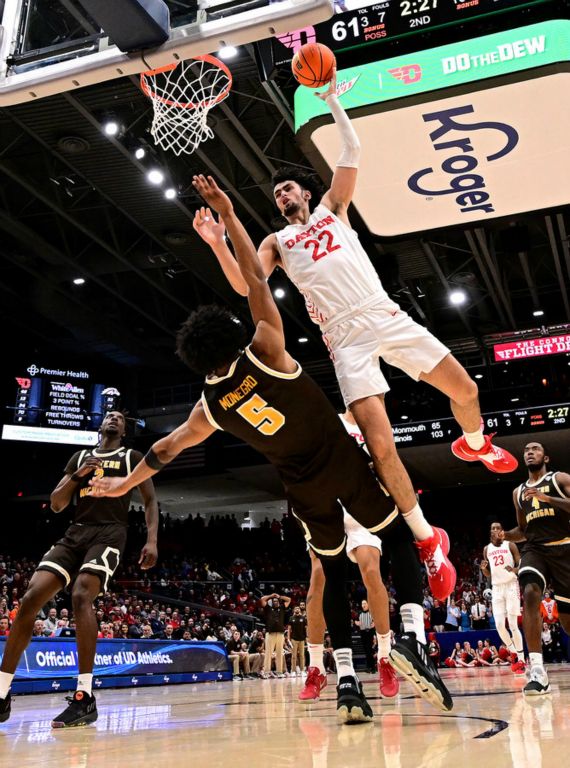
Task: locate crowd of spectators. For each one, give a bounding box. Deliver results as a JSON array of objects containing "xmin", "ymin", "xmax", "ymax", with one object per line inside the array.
[{"xmin": 2, "ymin": 504, "xmax": 568, "ymax": 675}]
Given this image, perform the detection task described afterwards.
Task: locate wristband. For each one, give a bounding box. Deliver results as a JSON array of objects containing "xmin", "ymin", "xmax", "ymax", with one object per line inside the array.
[{"xmin": 144, "ymin": 448, "xmax": 167, "ymax": 471}]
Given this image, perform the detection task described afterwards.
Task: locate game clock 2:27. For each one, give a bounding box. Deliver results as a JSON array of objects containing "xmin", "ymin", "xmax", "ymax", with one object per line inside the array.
[{"xmin": 303, "ymin": 0, "xmax": 543, "ymax": 52}]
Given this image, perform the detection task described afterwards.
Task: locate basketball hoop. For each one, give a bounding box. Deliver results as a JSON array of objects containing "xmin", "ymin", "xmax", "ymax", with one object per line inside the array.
[{"xmin": 140, "ymin": 55, "xmax": 232, "ymax": 156}]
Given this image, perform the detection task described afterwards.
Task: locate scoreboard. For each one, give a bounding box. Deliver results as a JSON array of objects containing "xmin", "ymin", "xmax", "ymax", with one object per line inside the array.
[
  {"xmin": 392, "ymin": 402, "xmax": 569, "ymax": 446},
  {"xmin": 256, "ymin": 0, "xmax": 552, "ymax": 75},
  {"xmin": 2, "ymin": 363, "xmax": 120, "ymax": 446}
]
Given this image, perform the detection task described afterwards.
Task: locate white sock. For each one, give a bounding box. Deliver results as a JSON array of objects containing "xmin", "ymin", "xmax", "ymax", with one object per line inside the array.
[
  {"xmin": 400, "ymin": 603, "xmax": 426, "ymax": 645},
  {"xmin": 77, "ymin": 673, "xmax": 93, "ymax": 696},
  {"xmin": 377, "ymin": 631, "xmax": 392, "ymax": 659},
  {"xmin": 308, "ymin": 643, "xmax": 326, "ymax": 675},
  {"xmin": 463, "ymin": 428, "xmax": 485, "ymax": 451},
  {"xmin": 0, "ymin": 671, "xmax": 14, "ymax": 699},
  {"xmin": 529, "ymin": 652, "xmax": 544, "ymax": 669},
  {"xmin": 401, "ymin": 504, "xmax": 433, "ymax": 541},
  {"xmin": 333, "ymin": 648, "xmax": 355, "ymax": 679}
]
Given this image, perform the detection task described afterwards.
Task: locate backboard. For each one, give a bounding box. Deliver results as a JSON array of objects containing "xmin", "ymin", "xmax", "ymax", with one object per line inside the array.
[{"xmin": 0, "ymin": 0, "xmax": 335, "ymax": 105}]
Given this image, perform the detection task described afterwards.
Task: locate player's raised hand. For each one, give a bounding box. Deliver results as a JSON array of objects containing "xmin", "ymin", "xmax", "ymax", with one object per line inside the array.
[
  {"xmin": 315, "ymin": 66, "xmax": 337, "ymax": 101},
  {"xmin": 193, "ymin": 206, "xmax": 226, "ymax": 246},
  {"xmin": 192, "ymin": 175, "xmax": 233, "ymax": 217},
  {"xmin": 139, "ymin": 541, "xmax": 158, "ymax": 570},
  {"xmin": 480, "ymin": 559, "xmax": 489, "ymax": 571},
  {"xmin": 88, "ymin": 476, "xmax": 128, "ymax": 498}
]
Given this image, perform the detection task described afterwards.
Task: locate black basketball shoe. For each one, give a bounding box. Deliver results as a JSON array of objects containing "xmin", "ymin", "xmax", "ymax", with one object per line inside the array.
[
  {"xmin": 336, "ymin": 676, "xmax": 373, "ymax": 724},
  {"xmin": 51, "ymin": 691, "xmax": 98, "ymax": 728},
  {"xmin": 523, "ymin": 667, "xmax": 551, "ymax": 696},
  {"xmin": 0, "ymin": 694, "xmax": 11, "ymax": 723},
  {"xmin": 389, "ymin": 633, "xmax": 453, "ymax": 712}
]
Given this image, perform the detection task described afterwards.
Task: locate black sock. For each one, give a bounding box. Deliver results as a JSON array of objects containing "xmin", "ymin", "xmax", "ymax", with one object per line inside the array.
[
  {"xmin": 382, "ymin": 517, "xmax": 423, "ymax": 606},
  {"xmin": 319, "ymin": 555, "xmax": 352, "ymax": 650}
]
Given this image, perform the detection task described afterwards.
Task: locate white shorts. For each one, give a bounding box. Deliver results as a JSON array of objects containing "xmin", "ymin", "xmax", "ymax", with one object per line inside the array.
[
  {"xmin": 492, "ymin": 581, "xmax": 521, "ymax": 617},
  {"xmin": 344, "ymin": 511, "xmax": 382, "ymax": 564},
  {"xmin": 322, "ymin": 298, "xmax": 450, "ymax": 406}
]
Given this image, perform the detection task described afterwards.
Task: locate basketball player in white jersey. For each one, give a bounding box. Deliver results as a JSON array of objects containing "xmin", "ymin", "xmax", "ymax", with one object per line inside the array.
[
  {"xmin": 480, "ymin": 522, "xmax": 525, "ymax": 675},
  {"xmin": 193, "ymin": 70, "xmax": 517, "ymax": 601}
]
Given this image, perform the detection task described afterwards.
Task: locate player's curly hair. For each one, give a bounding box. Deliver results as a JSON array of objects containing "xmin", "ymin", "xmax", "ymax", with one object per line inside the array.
[
  {"xmin": 176, "ymin": 305, "xmax": 249, "ymax": 375},
  {"xmin": 271, "ymin": 167, "xmax": 324, "ymax": 213}
]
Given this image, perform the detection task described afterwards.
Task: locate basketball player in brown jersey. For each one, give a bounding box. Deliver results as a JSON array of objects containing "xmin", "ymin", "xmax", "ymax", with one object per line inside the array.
[
  {"xmin": 0, "ymin": 412, "xmax": 158, "ymax": 727},
  {"xmin": 194, "ymin": 70, "xmax": 519, "ymax": 601},
  {"xmin": 504, "ymin": 442, "xmax": 570, "ymax": 695},
  {"xmin": 89, "ymin": 176, "xmax": 453, "ymax": 721}
]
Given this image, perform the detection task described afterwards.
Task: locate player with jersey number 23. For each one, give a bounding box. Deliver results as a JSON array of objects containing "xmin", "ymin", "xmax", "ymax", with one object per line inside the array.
[{"xmin": 480, "ymin": 522, "xmax": 525, "ymax": 675}]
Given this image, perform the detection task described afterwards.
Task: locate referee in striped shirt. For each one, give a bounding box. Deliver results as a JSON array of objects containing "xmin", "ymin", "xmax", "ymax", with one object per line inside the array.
[{"xmin": 356, "ymin": 599, "xmax": 375, "ymax": 673}]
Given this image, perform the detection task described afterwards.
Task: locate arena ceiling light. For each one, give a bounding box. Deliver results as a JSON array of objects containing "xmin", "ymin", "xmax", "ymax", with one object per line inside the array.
[
  {"xmin": 134, "ymin": 147, "xmax": 146, "ymax": 160},
  {"xmin": 298, "ymin": 337, "xmax": 308, "ymax": 343},
  {"xmin": 103, "ymin": 119, "xmax": 120, "ymax": 136},
  {"xmin": 274, "ymin": 288, "xmax": 285, "ymax": 299},
  {"xmin": 164, "ymin": 187, "xmax": 177, "ymax": 200},
  {"xmin": 533, "ymin": 309, "xmax": 545, "ymax": 317},
  {"xmin": 401, "ymin": 415, "xmax": 409, "ymax": 420},
  {"xmin": 474, "ymin": 373, "xmax": 484, "ymax": 379},
  {"xmin": 218, "ymin": 45, "xmax": 238, "ymax": 59},
  {"xmin": 73, "ymin": 277, "xmax": 85, "ymax": 285},
  {"xmin": 511, "ymin": 397, "xmax": 520, "ymax": 402},
  {"xmin": 147, "ymin": 169, "xmax": 164, "ymax": 185},
  {"xmin": 449, "ymin": 289, "xmax": 467, "ymax": 306}
]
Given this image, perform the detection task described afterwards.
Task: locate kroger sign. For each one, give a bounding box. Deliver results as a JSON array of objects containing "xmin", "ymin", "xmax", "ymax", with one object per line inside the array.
[{"xmin": 407, "ymin": 104, "xmax": 519, "ymax": 217}]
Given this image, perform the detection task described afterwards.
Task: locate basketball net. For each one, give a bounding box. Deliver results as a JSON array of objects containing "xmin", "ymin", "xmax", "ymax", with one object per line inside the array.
[{"xmin": 140, "ymin": 55, "xmax": 232, "ymax": 156}]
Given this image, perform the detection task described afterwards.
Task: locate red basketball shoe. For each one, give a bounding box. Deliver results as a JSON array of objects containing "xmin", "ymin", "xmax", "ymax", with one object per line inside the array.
[
  {"xmin": 451, "ymin": 433, "xmax": 518, "ymax": 474},
  {"xmin": 299, "ymin": 667, "xmax": 327, "ymax": 701},
  {"xmin": 416, "ymin": 527, "xmax": 456, "ymax": 601},
  {"xmin": 379, "ymin": 658, "xmax": 399, "ymax": 698}
]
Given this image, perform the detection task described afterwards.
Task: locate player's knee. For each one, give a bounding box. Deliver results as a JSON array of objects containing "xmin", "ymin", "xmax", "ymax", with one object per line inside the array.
[
  {"xmin": 522, "ymin": 582, "xmax": 542, "ymax": 608},
  {"xmin": 494, "ymin": 613, "xmax": 506, "ymax": 630},
  {"xmin": 19, "ymin": 589, "xmax": 44, "ymax": 616},
  {"xmin": 453, "ymin": 374, "xmax": 479, "ymax": 406},
  {"xmin": 72, "ymin": 580, "xmax": 96, "ymax": 610},
  {"xmin": 359, "ymin": 559, "xmax": 381, "ymax": 588},
  {"xmin": 309, "ymin": 558, "xmax": 325, "ymax": 592}
]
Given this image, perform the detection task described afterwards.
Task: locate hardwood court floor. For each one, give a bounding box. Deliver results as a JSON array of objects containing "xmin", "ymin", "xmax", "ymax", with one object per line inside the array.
[{"xmin": 2, "ymin": 665, "xmax": 570, "ymax": 767}]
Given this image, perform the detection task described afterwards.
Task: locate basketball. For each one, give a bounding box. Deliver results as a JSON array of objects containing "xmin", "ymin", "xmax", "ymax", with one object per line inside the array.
[{"xmin": 291, "ymin": 42, "xmax": 336, "ymax": 88}]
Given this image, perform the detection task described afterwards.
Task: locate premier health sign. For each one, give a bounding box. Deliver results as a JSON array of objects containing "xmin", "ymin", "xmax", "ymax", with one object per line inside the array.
[{"xmin": 296, "ymin": 20, "xmax": 570, "ymax": 235}]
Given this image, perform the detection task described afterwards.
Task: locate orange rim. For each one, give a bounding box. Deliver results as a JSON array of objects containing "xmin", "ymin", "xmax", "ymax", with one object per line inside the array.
[{"xmin": 140, "ymin": 54, "xmax": 233, "ymax": 109}]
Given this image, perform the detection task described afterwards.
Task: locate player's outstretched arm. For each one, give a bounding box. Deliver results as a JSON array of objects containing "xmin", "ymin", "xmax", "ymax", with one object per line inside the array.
[
  {"xmin": 89, "ymin": 402, "xmax": 215, "ymax": 498},
  {"xmin": 193, "ymin": 208, "xmax": 278, "ymax": 296},
  {"xmin": 193, "ymin": 207, "xmax": 248, "ymax": 296},
  {"xmin": 317, "ymin": 69, "xmax": 361, "ymax": 222},
  {"xmin": 132, "ymin": 466, "xmax": 159, "ymax": 569},
  {"xmin": 193, "ymin": 175, "xmax": 296, "ymax": 372}
]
